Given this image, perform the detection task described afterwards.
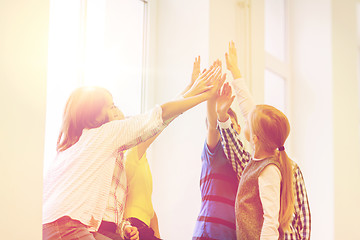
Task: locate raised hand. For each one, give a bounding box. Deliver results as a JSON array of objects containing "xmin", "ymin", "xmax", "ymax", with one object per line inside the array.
[
  {"xmin": 225, "ymin": 41, "xmax": 241, "ymax": 79},
  {"xmin": 180, "ymin": 56, "xmax": 203, "ymax": 96},
  {"xmin": 183, "ymin": 61, "xmax": 222, "ymax": 98},
  {"xmin": 191, "ymin": 56, "xmax": 201, "ymax": 84},
  {"xmin": 216, "ymin": 82, "xmax": 235, "ymax": 122}
]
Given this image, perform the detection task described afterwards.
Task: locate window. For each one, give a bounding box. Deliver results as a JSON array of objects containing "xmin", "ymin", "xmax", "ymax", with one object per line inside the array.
[
  {"xmin": 44, "ymin": 0, "xmax": 148, "ymax": 174},
  {"xmin": 264, "ymin": 69, "xmax": 286, "ymax": 112},
  {"xmin": 264, "ymin": 0, "xmax": 289, "ymax": 114}
]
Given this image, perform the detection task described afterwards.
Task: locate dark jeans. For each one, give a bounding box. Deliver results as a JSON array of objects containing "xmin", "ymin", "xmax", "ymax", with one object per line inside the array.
[
  {"xmin": 42, "ymin": 216, "xmax": 122, "ymax": 240},
  {"xmin": 127, "ymin": 218, "xmax": 162, "ymax": 240},
  {"xmin": 98, "ymin": 221, "xmax": 123, "ymax": 240}
]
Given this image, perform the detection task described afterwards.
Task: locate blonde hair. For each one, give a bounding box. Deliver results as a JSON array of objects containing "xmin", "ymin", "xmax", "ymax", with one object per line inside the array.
[
  {"xmin": 249, "ymin": 104, "xmax": 294, "ymax": 232},
  {"xmin": 57, "ymin": 86, "xmax": 111, "ymax": 152}
]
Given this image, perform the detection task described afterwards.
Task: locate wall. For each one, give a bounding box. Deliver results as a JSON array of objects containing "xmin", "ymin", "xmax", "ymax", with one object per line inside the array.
[
  {"xmin": 332, "ymin": 0, "xmax": 360, "ymax": 239},
  {"xmin": 0, "ymin": 0, "xmax": 49, "ymax": 239},
  {"xmin": 291, "ymin": 0, "xmax": 360, "ymax": 239},
  {"xmin": 290, "ymin": 0, "xmax": 334, "ymax": 239}
]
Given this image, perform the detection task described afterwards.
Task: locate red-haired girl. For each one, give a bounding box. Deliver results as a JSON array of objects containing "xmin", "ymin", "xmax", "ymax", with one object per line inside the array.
[{"xmin": 217, "ymin": 83, "xmax": 294, "ymax": 239}]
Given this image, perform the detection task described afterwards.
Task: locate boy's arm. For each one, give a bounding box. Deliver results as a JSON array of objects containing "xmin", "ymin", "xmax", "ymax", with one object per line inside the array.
[
  {"xmin": 225, "ymin": 41, "xmax": 255, "ymax": 118},
  {"xmin": 216, "ymin": 83, "xmax": 250, "ymax": 178},
  {"xmin": 206, "ymin": 60, "xmax": 223, "ymax": 150},
  {"xmin": 207, "ymin": 97, "xmax": 221, "ymax": 151},
  {"xmin": 217, "ymin": 118, "xmax": 250, "ymax": 178}
]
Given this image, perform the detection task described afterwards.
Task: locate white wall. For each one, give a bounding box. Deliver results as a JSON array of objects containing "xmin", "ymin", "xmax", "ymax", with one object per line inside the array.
[
  {"xmin": 290, "ymin": 0, "xmax": 334, "ymax": 239},
  {"xmin": 0, "ymin": 0, "xmax": 49, "ymax": 239},
  {"xmin": 332, "ymin": 0, "xmax": 360, "ymax": 239},
  {"xmin": 291, "ymin": 0, "xmax": 360, "ymax": 239}
]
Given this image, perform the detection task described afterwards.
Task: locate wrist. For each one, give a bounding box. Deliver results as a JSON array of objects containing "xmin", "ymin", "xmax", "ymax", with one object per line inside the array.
[
  {"xmin": 231, "ymin": 68, "xmax": 241, "ymax": 79},
  {"xmin": 217, "ymin": 112, "xmax": 229, "ymax": 122},
  {"xmin": 120, "ymin": 220, "xmax": 132, "ymax": 239}
]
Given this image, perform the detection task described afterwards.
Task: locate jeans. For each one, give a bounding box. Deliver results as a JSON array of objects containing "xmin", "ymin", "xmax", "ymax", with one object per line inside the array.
[{"xmin": 43, "ymin": 216, "xmax": 120, "ymax": 240}]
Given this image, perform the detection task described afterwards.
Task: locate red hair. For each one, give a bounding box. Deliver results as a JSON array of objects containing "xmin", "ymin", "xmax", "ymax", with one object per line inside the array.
[
  {"xmin": 249, "ymin": 104, "xmax": 294, "ymax": 232},
  {"xmin": 57, "ymin": 86, "xmax": 112, "ymax": 152}
]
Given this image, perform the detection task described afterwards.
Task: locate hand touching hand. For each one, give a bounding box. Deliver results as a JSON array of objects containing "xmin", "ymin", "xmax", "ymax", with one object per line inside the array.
[
  {"xmin": 199, "ymin": 60, "xmax": 227, "ymax": 101},
  {"xmin": 225, "ymin": 41, "xmax": 241, "ymax": 79},
  {"xmin": 124, "ymin": 226, "xmax": 139, "ymax": 240},
  {"xmin": 216, "ymin": 82, "xmax": 235, "ymax": 122},
  {"xmin": 183, "ymin": 61, "xmax": 222, "ymax": 98},
  {"xmin": 180, "ymin": 56, "xmax": 203, "ymax": 96}
]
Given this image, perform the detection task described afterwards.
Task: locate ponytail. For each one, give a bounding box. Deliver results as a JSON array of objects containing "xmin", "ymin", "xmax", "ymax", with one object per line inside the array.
[{"xmin": 277, "ymin": 149, "xmax": 294, "ymax": 232}]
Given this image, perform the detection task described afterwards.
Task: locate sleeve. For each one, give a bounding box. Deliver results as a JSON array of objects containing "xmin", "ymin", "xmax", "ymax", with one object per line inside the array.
[
  {"xmin": 101, "ymin": 105, "xmax": 165, "ymax": 152},
  {"xmin": 292, "ymin": 164, "xmax": 311, "ymax": 240},
  {"xmin": 201, "ymin": 140, "xmax": 221, "ymax": 164},
  {"xmin": 229, "ymin": 78, "xmax": 255, "ymax": 118},
  {"xmin": 259, "ymin": 164, "xmax": 281, "ymax": 240},
  {"xmin": 217, "ymin": 117, "xmax": 251, "ymax": 179}
]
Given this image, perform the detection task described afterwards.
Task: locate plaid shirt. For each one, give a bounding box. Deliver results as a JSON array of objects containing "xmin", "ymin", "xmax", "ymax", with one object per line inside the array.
[
  {"xmin": 103, "ymin": 150, "xmax": 127, "ymax": 227},
  {"xmin": 102, "ymin": 113, "xmax": 173, "ymax": 234},
  {"xmin": 218, "ymin": 119, "xmax": 311, "ymax": 239}
]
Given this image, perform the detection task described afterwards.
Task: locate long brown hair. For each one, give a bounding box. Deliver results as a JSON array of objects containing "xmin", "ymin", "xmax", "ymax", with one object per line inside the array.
[
  {"xmin": 249, "ymin": 104, "xmax": 294, "ymax": 232},
  {"xmin": 57, "ymin": 86, "xmax": 112, "ymax": 152}
]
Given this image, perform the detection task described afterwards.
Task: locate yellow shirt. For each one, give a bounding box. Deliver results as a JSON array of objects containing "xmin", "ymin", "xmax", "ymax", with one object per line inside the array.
[{"xmin": 124, "ymin": 146, "xmax": 154, "ymax": 226}]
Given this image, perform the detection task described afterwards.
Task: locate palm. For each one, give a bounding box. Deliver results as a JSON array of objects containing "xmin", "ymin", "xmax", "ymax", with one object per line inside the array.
[
  {"xmin": 216, "ymin": 82, "xmax": 234, "ymax": 115},
  {"xmin": 216, "ymin": 94, "xmax": 232, "ymax": 114},
  {"xmin": 226, "ymin": 41, "xmax": 238, "ymax": 72},
  {"xmin": 191, "ymin": 56, "xmax": 201, "ymax": 84}
]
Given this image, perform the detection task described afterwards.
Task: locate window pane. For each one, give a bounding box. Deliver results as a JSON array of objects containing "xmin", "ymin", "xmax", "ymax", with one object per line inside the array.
[
  {"xmin": 265, "ymin": 0, "xmax": 286, "ymax": 61},
  {"xmin": 85, "ymin": 0, "xmax": 145, "ymax": 116},
  {"xmin": 44, "ymin": 0, "xmax": 146, "ymax": 174},
  {"xmin": 264, "ymin": 69, "xmax": 286, "ymax": 113}
]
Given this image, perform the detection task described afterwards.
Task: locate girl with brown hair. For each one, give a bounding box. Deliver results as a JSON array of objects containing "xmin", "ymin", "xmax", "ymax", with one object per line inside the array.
[{"xmin": 42, "ymin": 64, "xmax": 225, "ymax": 240}]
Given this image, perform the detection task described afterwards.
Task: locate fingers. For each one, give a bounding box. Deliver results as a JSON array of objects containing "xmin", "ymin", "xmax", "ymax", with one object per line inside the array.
[
  {"xmin": 216, "ymin": 73, "xmax": 226, "ymax": 91},
  {"xmin": 125, "ymin": 226, "xmax": 139, "ymax": 240},
  {"xmin": 220, "ymin": 82, "xmax": 230, "ymax": 96},
  {"xmin": 229, "ymin": 95, "xmax": 235, "ymax": 105},
  {"xmin": 230, "ymin": 40, "xmax": 235, "ymax": 50},
  {"xmin": 191, "ymin": 55, "xmax": 201, "ymax": 83},
  {"xmin": 194, "ymin": 56, "xmax": 200, "ymax": 69},
  {"xmin": 202, "ymin": 65, "xmax": 221, "ymax": 82},
  {"xmin": 229, "ymin": 41, "xmax": 237, "ymax": 56}
]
